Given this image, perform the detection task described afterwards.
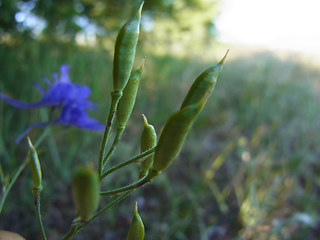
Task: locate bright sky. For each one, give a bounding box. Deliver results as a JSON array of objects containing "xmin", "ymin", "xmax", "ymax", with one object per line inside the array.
[{"xmin": 215, "ymin": 0, "xmax": 320, "ymax": 55}]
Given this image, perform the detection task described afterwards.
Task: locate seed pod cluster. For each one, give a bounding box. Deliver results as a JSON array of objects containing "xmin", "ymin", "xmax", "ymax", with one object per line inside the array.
[
  {"xmin": 139, "ymin": 114, "xmax": 157, "ymax": 177},
  {"xmin": 126, "ymin": 202, "xmax": 145, "ymax": 240},
  {"xmin": 27, "ymin": 137, "xmax": 42, "ymax": 191},
  {"xmin": 113, "ymin": 2, "xmax": 143, "ymax": 93},
  {"xmin": 71, "ymin": 166, "xmax": 100, "ymax": 221},
  {"xmin": 150, "ymin": 52, "xmax": 228, "ymax": 175}
]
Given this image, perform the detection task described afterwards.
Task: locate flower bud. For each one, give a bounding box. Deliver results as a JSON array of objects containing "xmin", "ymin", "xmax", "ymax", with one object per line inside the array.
[
  {"xmin": 139, "ymin": 114, "xmax": 157, "ymax": 177},
  {"xmin": 126, "ymin": 202, "xmax": 145, "ymax": 240},
  {"xmin": 27, "ymin": 137, "xmax": 42, "ymax": 191},
  {"xmin": 113, "ymin": 2, "xmax": 144, "ymax": 92},
  {"xmin": 71, "ymin": 166, "xmax": 100, "ymax": 221}
]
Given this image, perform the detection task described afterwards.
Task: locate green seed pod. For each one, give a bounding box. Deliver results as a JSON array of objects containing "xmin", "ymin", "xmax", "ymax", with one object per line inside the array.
[
  {"xmin": 71, "ymin": 166, "xmax": 100, "ymax": 221},
  {"xmin": 180, "ymin": 50, "xmax": 228, "ymax": 110},
  {"xmin": 139, "ymin": 114, "xmax": 157, "ymax": 178},
  {"xmin": 117, "ymin": 61, "xmax": 144, "ymax": 128},
  {"xmin": 27, "ymin": 137, "xmax": 42, "ymax": 190},
  {"xmin": 149, "ymin": 52, "xmax": 228, "ymax": 175},
  {"xmin": 126, "ymin": 202, "xmax": 145, "ymax": 240},
  {"xmin": 151, "ymin": 103, "xmax": 202, "ymax": 173},
  {"xmin": 113, "ymin": 2, "xmax": 144, "ymax": 92}
]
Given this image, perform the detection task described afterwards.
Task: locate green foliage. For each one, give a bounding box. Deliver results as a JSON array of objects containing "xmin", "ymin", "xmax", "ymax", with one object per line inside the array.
[
  {"xmin": 1, "ymin": 0, "xmax": 219, "ymax": 46},
  {"xmin": 0, "ymin": 36, "xmax": 320, "ymax": 239},
  {"xmin": 0, "ymin": 0, "xmax": 19, "ymax": 33}
]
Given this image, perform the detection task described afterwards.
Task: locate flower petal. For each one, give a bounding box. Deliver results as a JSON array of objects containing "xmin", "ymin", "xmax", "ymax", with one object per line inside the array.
[
  {"xmin": 71, "ymin": 84, "xmax": 92, "ymax": 100},
  {"xmin": 0, "ymin": 93, "xmax": 51, "ymax": 108},
  {"xmin": 42, "ymin": 76, "xmax": 51, "ymax": 86},
  {"xmin": 42, "ymin": 83, "xmax": 72, "ymax": 104},
  {"xmin": 66, "ymin": 99, "xmax": 97, "ymax": 110},
  {"xmin": 52, "ymin": 73, "xmax": 59, "ymax": 83},
  {"xmin": 59, "ymin": 64, "xmax": 71, "ymax": 83},
  {"xmin": 34, "ymin": 82, "xmax": 45, "ymax": 95},
  {"xmin": 15, "ymin": 122, "xmax": 49, "ymax": 143},
  {"xmin": 57, "ymin": 103, "xmax": 104, "ymax": 130},
  {"xmin": 74, "ymin": 118, "xmax": 105, "ymax": 130}
]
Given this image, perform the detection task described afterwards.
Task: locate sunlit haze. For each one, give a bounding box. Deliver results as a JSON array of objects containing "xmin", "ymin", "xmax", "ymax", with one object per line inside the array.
[{"xmin": 216, "ymin": 0, "xmax": 320, "ymax": 56}]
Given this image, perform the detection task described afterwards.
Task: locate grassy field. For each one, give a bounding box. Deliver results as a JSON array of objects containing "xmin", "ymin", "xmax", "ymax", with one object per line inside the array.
[{"xmin": 0, "ymin": 38, "xmax": 320, "ymax": 240}]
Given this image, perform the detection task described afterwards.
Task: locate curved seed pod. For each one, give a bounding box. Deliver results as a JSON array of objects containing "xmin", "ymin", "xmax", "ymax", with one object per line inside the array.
[
  {"xmin": 151, "ymin": 103, "xmax": 202, "ymax": 173},
  {"xmin": 27, "ymin": 137, "xmax": 42, "ymax": 190},
  {"xmin": 117, "ymin": 61, "xmax": 144, "ymax": 128},
  {"xmin": 150, "ymin": 52, "xmax": 228, "ymax": 175},
  {"xmin": 180, "ymin": 50, "xmax": 228, "ymax": 110},
  {"xmin": 72, "ymin": 166, "xmax": 100, "ymax": 221},
  {"xmin": 126, "ymin": 202, "xmax": 145, "ymax": 240},
  {"xmin": 113, "ymin": 2, "xmax": 144, "ymax": 92},
  {"xmin": 139, "ymin": 114, "xmax": 157, "ymax": 178}
]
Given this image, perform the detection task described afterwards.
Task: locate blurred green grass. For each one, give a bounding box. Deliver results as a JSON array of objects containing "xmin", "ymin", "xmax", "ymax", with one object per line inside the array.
[{"xmin": 0, "ymin": 38, "xmax": 320, "ymax": 240}]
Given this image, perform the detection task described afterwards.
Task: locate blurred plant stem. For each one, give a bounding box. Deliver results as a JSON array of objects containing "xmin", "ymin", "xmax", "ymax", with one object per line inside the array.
[
  {"xmin": 33, "ymin": 188, "xmax": 47, "ymax": 240},
  {"xmin": 98, "ymin": 91, "xmax": 122, "ymax": 179},
  {"xmin": 0, "ymin": 126, "xmax": 50, "ymax": 213},
  {"xmin": 62, "ymin": 191, "xmax": 131, "ymax": 240},
  {"xmin": 101, "ymin": 147, "xmax": 155, "ymax": 179},
  {"xmin": 0, "ymin": 156, "xmax": 29, "ymax": 213}
]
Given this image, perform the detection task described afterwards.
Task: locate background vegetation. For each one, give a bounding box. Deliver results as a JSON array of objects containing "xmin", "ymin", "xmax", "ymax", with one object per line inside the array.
[{"xmin": 1, "ymin": 0, "xmax": 320, "ymax": 239}]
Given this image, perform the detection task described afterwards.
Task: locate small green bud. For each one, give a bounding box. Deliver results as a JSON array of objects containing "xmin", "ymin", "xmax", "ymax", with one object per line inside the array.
[
  {"xmin": 113, "ymin": 2, "xmax": 144, "ymax": 92},
  {"xmin": 151, "ymin": 103, "xmax": 202, "ymax": 173},
  {"xmin": 126, "ymin": 202, "xmax": 145, "ymax": 240},
  {"xmin": 117, "ymin": 61, "xmax": 144, "ymax": 127},
  {"xmin": 71, "ymin": 166, "xmax": 100, "ymax": 221},
  {"xmin": 139, "ymin": 114, "xmax": 157, "ymax": 177},
  {"xmin": 27, "ymin": 137, "xmax": 42, "ymax": 191}
]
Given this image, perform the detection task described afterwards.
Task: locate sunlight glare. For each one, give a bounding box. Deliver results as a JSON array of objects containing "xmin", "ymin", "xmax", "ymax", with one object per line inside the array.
[{"xmin": 216, "ymin": 0, "xmax": 320, "ymax": 54}]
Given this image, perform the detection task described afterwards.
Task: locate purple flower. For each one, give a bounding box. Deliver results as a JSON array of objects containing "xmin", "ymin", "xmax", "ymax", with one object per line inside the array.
[{"xmin": 0, "ymin": 64, "xmax": 105, "ymax": 142}]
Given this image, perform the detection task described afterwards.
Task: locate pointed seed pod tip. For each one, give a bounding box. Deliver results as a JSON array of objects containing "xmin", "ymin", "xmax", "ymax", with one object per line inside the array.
[
  {"xmin": 142, "ymin": 114, "xmax": 148, "ymax": 126},
  {"xmin": 137, "ymin": 1, "xmax": 144, "ymax": 17},
  {"xmin": 134, "ymin": 201, "xmax": 138, "ymax": 215},
  {"xmin": 126, "ymin": 202, "xmax": 145, "ymax": 240},
  {"xmin": 27, "ymin": 137, "xmax": 42, "ymax": 190},
  {"xmin": 219, "ymin": 49, "xmax": 229, "ymax": 65}
]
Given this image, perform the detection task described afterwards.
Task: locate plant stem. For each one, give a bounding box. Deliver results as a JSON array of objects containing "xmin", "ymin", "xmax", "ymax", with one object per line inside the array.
[
  {"xmin": 101, "ymin": 147, "xmax": 155, "ymax": 180},
  {"xmin": 103, "ymin": 126, "xmax": 125, "ymax": 164},
  {"xmin": 0, "ymin": 157, "xmax": 29, "ymax": 213},
  {"xmin": 98, "ymin": 91, "xmax": 122, "ymax": 179},
  {"xmin": 62, "ymin": 191, "xmax": 131, "ymax": 240},
  {"xmin": 0, "ymin": 127, "xmax": 50, "ymax": 213},
  {"xmin": 62, "ymin": 224, "xmax": 79, "ymax": 240},
  {"xmin": 47, "ymin": 130, "xmax": 63, "ymax": 173},
  {"xmin": 100, "ymin": 174, "xmax": 150, "ymax": 196},
  {"xmin": 34, "ymin": 126, "xmax": 51, "ymax": 148},
  {"xmin": 33, "ymin": 188, "xmax": 47, "ymax": 240},
  {"xmin": 0, "ymin": 163, "xmax": 4, "ymax": 184}
]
